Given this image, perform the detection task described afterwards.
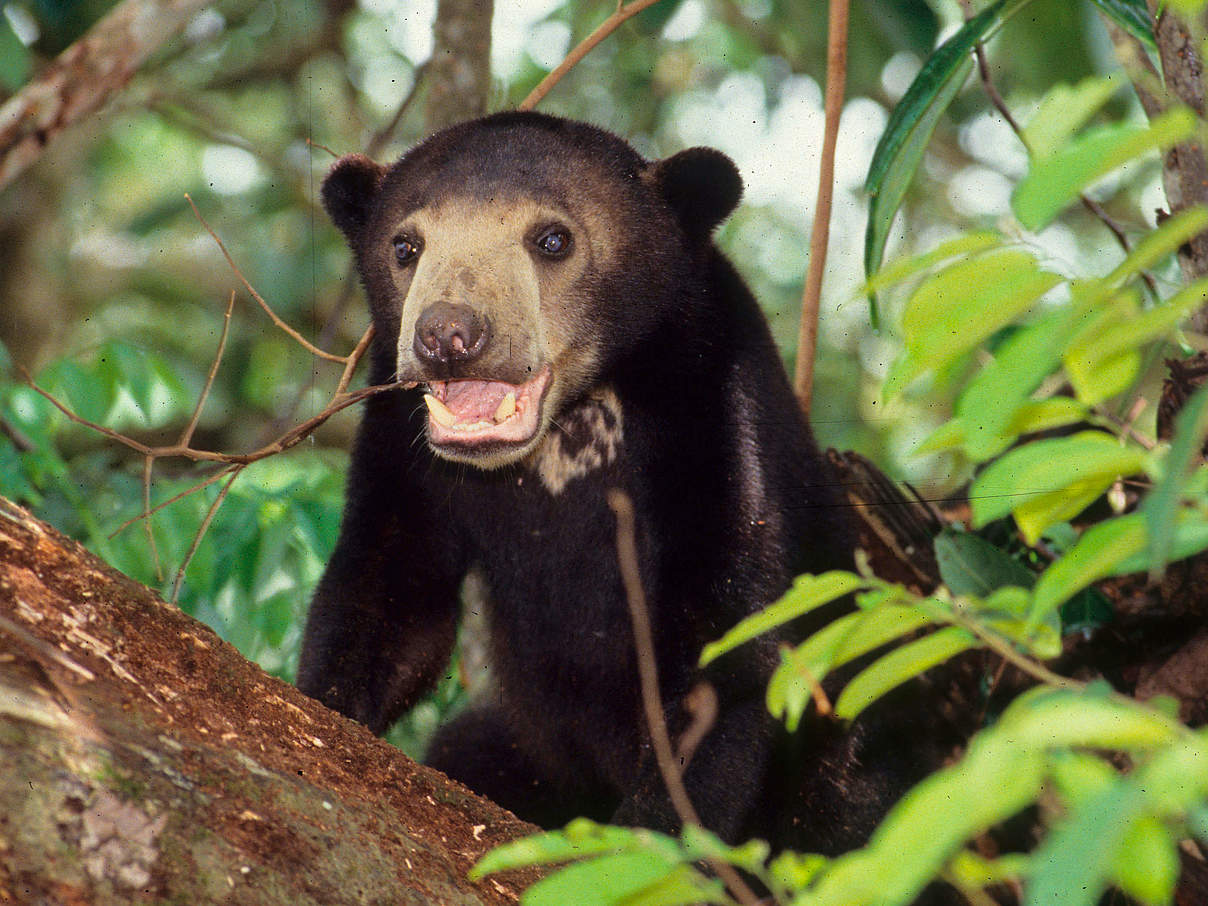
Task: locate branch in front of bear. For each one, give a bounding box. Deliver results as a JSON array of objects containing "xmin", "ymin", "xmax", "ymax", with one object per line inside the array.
[
  {"xmin": 606, "ymin": 489, "xmax": 763, "ymax": 906},
  {"xmin": 518, "ymin": 0, "xmax": 670, "ymax": 111}
]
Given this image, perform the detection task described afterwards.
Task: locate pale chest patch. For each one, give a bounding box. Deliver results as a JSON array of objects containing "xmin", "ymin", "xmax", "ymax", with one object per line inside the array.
[{"xmin": 529, "ymin": 386, "xmax": 624, "ymax": 495}]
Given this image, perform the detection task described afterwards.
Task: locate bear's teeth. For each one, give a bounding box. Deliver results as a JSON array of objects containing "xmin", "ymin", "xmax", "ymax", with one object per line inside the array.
[
  {"xmin": 424, "ymin": 393, "xmax": 457, "ymax": 428},
  {"xmin": 493, "ymin": 392, "xmax": 516, "ymax": 423}
]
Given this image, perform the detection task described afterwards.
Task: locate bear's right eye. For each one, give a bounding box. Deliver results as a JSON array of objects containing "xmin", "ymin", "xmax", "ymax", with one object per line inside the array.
[{"xmin": 394, "ymin": 236, "xmax": 421, "ymax": 266}]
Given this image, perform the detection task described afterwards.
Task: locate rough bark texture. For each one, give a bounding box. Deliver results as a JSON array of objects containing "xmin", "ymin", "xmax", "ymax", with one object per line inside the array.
[
  {"xmin": 1146, "ymin": 2, "xmax": 1208, "ymax": 330},
  {"xmin": 424, "ymin": 0, "xmax": 495, "ymax": 133},
  {"xmin": 0, "ymin": 0, "xmax": 215, "ymax": 192},
  {"xmin": 0, "ymin": 496, "xmax": 540, "ymax": 905}
]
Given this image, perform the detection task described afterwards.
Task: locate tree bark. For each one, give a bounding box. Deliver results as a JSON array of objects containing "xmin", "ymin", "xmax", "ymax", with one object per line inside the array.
[
  {"xmin": 1144, "ymin": 3, "xmax": 1208, "ymax": 329},
  {"xmin": 424, "ymin": 0, "xmax": 495, "ymax": 133},
  {"xmin": 0, "ymin": 496, "xmax": 539, "ymax": 905},
  {"xmin": 0, "ymin": 0, "xmax": 217, "ymax": 192}
]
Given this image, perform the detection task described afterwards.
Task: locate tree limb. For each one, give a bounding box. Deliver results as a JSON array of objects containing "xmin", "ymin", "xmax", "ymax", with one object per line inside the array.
[{"xmin": 0, "ymin": 0, "xmax": 213, "ymax": 192}]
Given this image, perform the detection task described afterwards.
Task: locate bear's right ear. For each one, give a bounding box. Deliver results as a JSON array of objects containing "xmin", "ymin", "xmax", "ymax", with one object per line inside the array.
[
  {"xmin": 648, "ymin": 147, "xmax": 743, "ymax": 242},
  {"xmin": 321, "ymin": 154, "xmax": 386, "ymax": 240}
]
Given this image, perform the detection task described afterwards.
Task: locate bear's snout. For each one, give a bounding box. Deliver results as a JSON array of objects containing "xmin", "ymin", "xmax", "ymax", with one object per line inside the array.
[{"xmin": 413, "ymin": 300, "xmax": 489, "ymax": 367}]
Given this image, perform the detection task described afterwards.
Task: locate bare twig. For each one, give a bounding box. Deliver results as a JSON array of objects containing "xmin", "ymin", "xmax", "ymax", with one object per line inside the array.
[
  {"xmin": 518, "ymin": 0, "xmax": 669, "ymax": 111},
  {"xmin": 184, "ymin": 194, "xmax": 348, "ymax": 364},
  {"xmin": 142, "ymin": 455, "xmax": 162, "ymax": 581},
  {"xmin": 111, "ymin": 467, "xmax": 237, "ymax": 539},
  {"xmin": 794, "ymin": 0, "xmax": 850, "ymax": 415},
  {"xmin": 607, "ymin": 489, "xmax": 762, "ymax": 906},
  {"xmin": 183, "ymin": 292, "xmax": 236, "ymax": 448},
  {"xmin": 172, "ymin": 469, "xmax": 241, "ymax": 603},
  {"xmin": 675, "ymin": 682, "xmax": 718, "ymax": 770}
]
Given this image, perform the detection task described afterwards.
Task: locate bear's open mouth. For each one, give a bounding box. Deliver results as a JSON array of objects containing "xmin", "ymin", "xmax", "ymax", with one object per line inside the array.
[{"xmin": 423, "ymin": 366, "xmax": 551, "ymax": 449}]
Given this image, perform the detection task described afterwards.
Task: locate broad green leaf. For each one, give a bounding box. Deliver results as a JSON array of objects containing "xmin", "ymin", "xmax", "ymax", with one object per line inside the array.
[
  {"xmin": 768, "ymin": 603, "xmax": 934, "ymax": 728},
  {"xmin": 1111, "ymin": 508, "xmax": 1208, "ymax": 574},
  {"xmin": 1027, "ymin": 785, "xmax": 1144, "ymax": 906},
  {"xmin": 1143, "ymin": 382, "xmax": 1208, "ymax": 576},
  {"xmin": 970, "ymin": 432, "xmax": 1148, "ymax": 541},
  {"xmin": 1022, "ymin": 72, "xmax": 1124, "ymax": 160},
  {"xmin": 954, "ymin": 306, "xmax": 1081, "ymax": 461},
  {"xmin": 679, "ymin": 825, "xmax": 769, "ymax": 875},
  {"xmin": 471, "ymin": 820, "xmax": 648, "ymax": 877},
  {"xmin": 863, "ymin": 231, "xmax": 1002, "ymax": 297},
  {"xmin": 610, "ymin": 865, "xmax": 730, "ymax": 906},
  {"xmin": 834, "ymin": 627, "xmax": 977, "ymax": 720},
  {"xmin": 700, "ymin": 571, "xmax": 867, "ymax": 666},
  {"xmin": 807, "ymin": 730, "xmax": 1047, "ymax": 905},
  {"xmin": 1088, "ymin": 0, "xmax": 1156, "ymax": 47},
  {"xmin": 1013, "ymin": 107, "xmax": 1198, "ymax": 231},
  {"xmin": 1031, "ymin": 514, "xmax": 1146, "ymax": 623},
  {"xmin": 1003, "ymin": 686, "xmax": 1181, "ymax": 751},
  {"xmin": 934, "ymin": 529, "xmax": 1035, "ymax": 596},
  {"xmin": 945, "ymin": 850, "xmax": 1028, "ymax": 888},
  {"xmin": 886, "ymin": 251, "xmax": 1060, "ymax": 399},
  {"xmin": 0, "ymin": 12, "xmax": 31, "ymax": 92},
  {"xmin": 1106, "ymin": 206, "xmax": 1208, "ymax": 287},
  {"xmin": 1066, "ymin": 278, "xmax": 1208, "ymax": 405},
  {"xmin": 1112, "ymin": 817, "xmax": 1179, "ymax": 905},
  {"xmin": 864, "ymin": 0, "xmax": 1035, "ymax": 318},
  {"xmin": 914, "ymin": 418, "xmax": 965, "ymax": 456},
  {"xmin": 768, "ymin": 850, "xmax": 828, "ymax": 894},
  {"xmin": 521, "ymin": 852, "xmax": 683, "ymax": 906}
]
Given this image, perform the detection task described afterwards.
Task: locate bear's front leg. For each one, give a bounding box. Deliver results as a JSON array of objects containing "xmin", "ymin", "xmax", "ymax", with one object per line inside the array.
[{"xmin": 297, "ymin": 396, "xmax": 465, "ymax": 734}]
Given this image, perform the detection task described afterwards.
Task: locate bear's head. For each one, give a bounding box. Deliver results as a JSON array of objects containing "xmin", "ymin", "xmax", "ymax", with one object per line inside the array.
[{"xmin": 322, "ymin": 112, "xmax": 742, "ymax": 468}]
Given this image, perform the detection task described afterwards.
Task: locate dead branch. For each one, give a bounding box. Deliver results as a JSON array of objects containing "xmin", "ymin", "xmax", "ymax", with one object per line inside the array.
[
  {"xmin": 794, "ymin": 0, "xmax": 850, "ymax": 415},
  {"xmin": 0, "ymin": 0, "xmax": 214, "ymax": 192},
  {"xmin": 518, "ymin": 0, "xmax": 670, "ymax": 111},
  {"xmin": 606, "ymin": 489, "xmax": 762, "ymax": 906}
]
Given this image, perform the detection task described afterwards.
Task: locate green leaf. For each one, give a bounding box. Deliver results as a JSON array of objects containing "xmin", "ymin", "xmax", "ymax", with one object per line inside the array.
[
  {"xmin": 863, "ymin": 231, "xmax": 1003, "ymax": 297},
  {"xmin": 934, "ymin": 529, "xmax": 1035, "ymax": 596},
  {"xmin": 886, "ymin": 251, "xmax": 1060, "ymax": 400},
  {"xmin": 521, "ymin": 852, "xmax": 683, "ymax": 906},
  {"xmin": 1112, "ymin": 508, "xmax": 1208, "ymax": 575},
  {"xmin": 1022, "ymin": 72, "xmax": 1124, "ymax": 160},
  {"xmin": 0, "ymin": 12, "xmax": 31, "ymax": 92},
  {"xmin": 864, "ymin": 0, "xmax": 1035, "ymax": 317},
  {"xmin": 954, "ymin": 307, "xmax": 1079, "ymax": 462},
  {"xmin": 1031, "ymin": 514, "xmax": 1146, "ymax": 624},
  {"xmin": 471, "ymin": 820, "xmax": 646, "ymax": 878},
  {"xmin": 834, "ymin": 627, "xmax": 977, "ymax": 720},
  {"xmin": 700, "ymin": 571, "xmax": 867, "ymax": 666},
  {"xmin": 1106, "ymin": 206, "xmax": 1208, "ymax": 287},
  {"xmin": 1112, "ymin": 817, "xmax": 1179, "ymax": 905},
  {"xmin": 970, "ymin": 432, "xmax": 1148, "ymax": 542},
  {"xmin": 1013, "ymin": 107, "xmax": 1198, "ymax": 231},
  {"xmin": 1143, "ymin": 382, "xmax": 1208, "ymax": 576},
  {"xmin": 1088, "ymin": 0, "xmax": 1156, "ymax": 47}
]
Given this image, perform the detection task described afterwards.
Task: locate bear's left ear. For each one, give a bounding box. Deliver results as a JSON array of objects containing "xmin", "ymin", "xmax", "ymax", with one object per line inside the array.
[
  {"xmin": 648, "ymin": 147, "xmax": 743, "ymax": 242},
  {"xmin": 321, "ymin": 154, "xmax": 387, "ymax": 241}
]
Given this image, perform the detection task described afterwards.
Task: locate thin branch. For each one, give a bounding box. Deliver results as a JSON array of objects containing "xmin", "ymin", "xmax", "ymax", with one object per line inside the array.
[
  {"xmin": 142, "ymin": 455, "xmax": 162, "ymax": 581},
  {"xmin": 181, "ymin": 291, "xmax": 236, "ymax": 448},
  {"xmin": 110, "ymin": 467, "xmax": 238, "ymax": 539},
  {"xmin": 606, "ymin": 489, "xmax": 762, "ymax": 906},
  {"xmin": 794, "ymin": 0, "xmax": 850, "ymax": 415},
  {"xmin": 172, "ymin": 469, "xmax": 242, "ymax": 603},
  {"xmin": 518, "ymin": 0, "xmax": 669, "ymax": 111},
  {"xmin": 184, "ymin": 194, "xmax": 348, "ymax": 364}
]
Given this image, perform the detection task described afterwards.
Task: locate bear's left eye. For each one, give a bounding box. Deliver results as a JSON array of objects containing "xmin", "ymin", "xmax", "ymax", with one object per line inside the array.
[
  {"xmin": 394, "ymin": 236, "xmax": 421, "ymax": 266},
  {"xmin": 534, "ymin": 228, "xmax": 572, "ymax": 259}
]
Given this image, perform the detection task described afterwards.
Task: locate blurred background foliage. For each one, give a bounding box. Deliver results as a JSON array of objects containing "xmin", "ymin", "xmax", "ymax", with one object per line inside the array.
[{"xmin": 0, "ymin": 0, "xmax": 1159, "ymax": 753}]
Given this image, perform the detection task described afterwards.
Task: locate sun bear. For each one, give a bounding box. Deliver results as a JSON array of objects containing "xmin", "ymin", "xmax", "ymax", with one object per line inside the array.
[{"xmin": 297, "ymin": 111, "xmax": 922, "ymax": 853}]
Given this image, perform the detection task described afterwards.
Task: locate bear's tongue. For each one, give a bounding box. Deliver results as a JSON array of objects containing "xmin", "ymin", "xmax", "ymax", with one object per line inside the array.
[{"xmin": 423, "ymin": 368, "xmax": 549, "ymax": 446}]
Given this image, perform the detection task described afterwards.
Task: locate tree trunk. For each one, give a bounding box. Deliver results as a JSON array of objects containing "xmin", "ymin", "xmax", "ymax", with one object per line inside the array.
[
  {"xmin": 424, "ymin": 0, "xmax": 495, "ymax": 133},
  {"xmin": 0, "ymin": 0, "xmax": 214, "ymax": 192},
  {"xmin": 0, "ymin": 496, "xmax": 539, "ymax": 905}
]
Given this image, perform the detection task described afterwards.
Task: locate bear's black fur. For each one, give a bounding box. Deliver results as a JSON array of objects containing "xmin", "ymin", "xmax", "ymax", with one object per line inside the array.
[{"xmin": 297, "ymin": 112, "xmax": 934, "ymax": 854}]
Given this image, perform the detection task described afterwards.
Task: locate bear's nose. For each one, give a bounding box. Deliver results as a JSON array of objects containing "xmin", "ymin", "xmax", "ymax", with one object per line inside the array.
[{"xmin": 413, "ymin": 301, "xmax": 489, "ymax": 365}]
